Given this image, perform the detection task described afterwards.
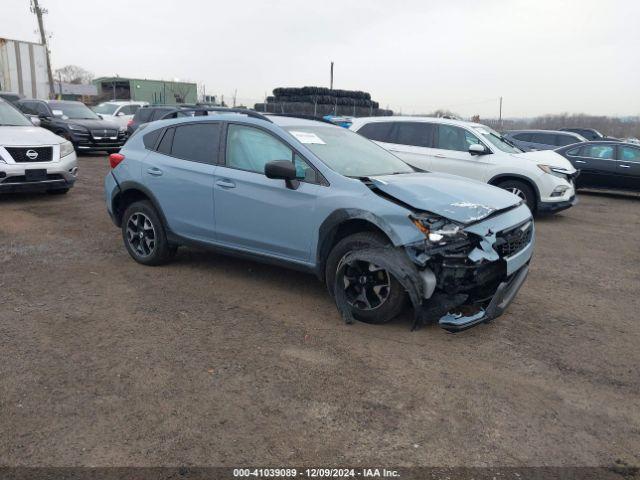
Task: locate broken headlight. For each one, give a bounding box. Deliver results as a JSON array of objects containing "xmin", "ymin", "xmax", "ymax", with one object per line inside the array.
[{"xmin": 410, "ymin": 213, "xmax": 468, "ymax": 246}]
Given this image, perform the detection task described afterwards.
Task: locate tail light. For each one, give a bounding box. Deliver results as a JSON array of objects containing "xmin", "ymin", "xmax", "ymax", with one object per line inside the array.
[
  {"xmin": 127, "ymin": 119, "xmax": 134, "ymax": 127},
  {"xmin": 109, "ymin": 153, "xmax": 125, "ymax": 169}
]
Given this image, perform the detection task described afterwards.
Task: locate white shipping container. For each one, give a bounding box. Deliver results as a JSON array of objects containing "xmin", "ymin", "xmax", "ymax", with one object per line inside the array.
[{"xmin": 0, "ymin": 37, "xmax": 50, "ymax": 99}]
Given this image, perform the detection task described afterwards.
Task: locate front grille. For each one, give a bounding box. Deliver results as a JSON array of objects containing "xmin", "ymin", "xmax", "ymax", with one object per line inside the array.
[
  {"xmin": 5, "ymin": 147, "xmax": 53, "ymax": 163},
  {"xmin": 1, "ymin": 173, "xmax": 64, "ymax": 184},
  {"xmin": 91, "ymin": 129, "xmax": 118, "ymax": 138},
  {"xmin": 495, "ymin": 221, "xmax": 533, "ymax": 258}
]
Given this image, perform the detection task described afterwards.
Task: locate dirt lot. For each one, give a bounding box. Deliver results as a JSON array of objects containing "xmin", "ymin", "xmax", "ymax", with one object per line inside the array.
[{"xmin": 1, "ymin": 155, "xmax": 639, "ymax": 469}]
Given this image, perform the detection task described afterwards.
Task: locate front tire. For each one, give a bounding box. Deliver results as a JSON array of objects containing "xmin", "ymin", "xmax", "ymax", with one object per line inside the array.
[
  {"xmin": 121, "ymin": 200, "xmax": 175, "ymax": 266},
  {"xmin": 497, "ymin": 179, "xmax": 536, "ymax": 212},
  {"xmin": 325, "ymin": 232, "xmax": 406, "ymax": 324}
]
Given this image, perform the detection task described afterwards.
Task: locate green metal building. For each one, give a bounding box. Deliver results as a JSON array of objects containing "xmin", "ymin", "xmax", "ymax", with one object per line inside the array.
[{"xmin": 93, "ymin": 77, "xmax": 197, "ymax": 105}]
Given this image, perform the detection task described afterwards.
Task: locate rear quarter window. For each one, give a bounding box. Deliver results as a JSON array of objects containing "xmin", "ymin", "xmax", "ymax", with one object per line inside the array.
[{"xmin": 143, "ymin": 129, "xmax": 162, "ymax": 149}]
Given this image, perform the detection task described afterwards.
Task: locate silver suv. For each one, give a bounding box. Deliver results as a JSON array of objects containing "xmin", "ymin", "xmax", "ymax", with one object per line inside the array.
[{"xmin": 0, "ymin": 99, "xmax": 78, "ymax": 194}]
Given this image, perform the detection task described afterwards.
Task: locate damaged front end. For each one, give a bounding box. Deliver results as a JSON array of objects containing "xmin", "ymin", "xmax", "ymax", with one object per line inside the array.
[{"xmin": 335, "ymin": 204, "xmax": 534, "ymax": 332}]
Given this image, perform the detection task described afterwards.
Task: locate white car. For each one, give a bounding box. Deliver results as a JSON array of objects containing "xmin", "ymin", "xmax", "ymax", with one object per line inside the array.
[
  {"xmin": 92, "ymin": 101, "xmax": 149, "ymax": 129},
  {"xmin": 0, "ymin": 98, "xmax": 78, "ymax": 194},
  {"xmin": 350, "ymin": 117, "xmax": 578, "ymax": 214}
]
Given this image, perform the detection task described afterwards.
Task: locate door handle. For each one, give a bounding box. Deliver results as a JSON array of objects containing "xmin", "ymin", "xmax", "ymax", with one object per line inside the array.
[
  {"xmin": 619, "ymin": 164, "xmax": 631, "ymax": 168},
  {"xmin": 216, "ymin": 179, "xmax": 236, "ymax": 188},
  {"xmin": 147, "ymin": 167, "xmax": 163, "ymax": 176},
  {"xmin": 574, "ymin": 160, "xmax": 586, "ymax": 164}
]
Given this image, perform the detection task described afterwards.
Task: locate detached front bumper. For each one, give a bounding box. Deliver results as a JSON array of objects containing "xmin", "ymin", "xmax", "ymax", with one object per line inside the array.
[{"xmin": 438, "ymin": 264, "xmax": 529, "ymax": 332}]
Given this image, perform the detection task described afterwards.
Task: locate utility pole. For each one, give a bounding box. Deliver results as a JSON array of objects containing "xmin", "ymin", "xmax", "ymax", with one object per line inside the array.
[
  {"xmin": 31, "ymin": 0, "xmax": 55, "ymax": 99},
  {"xmin": 233, "ymin": 89, "xmax": 237, "ymax": 108},
  {"xmin": 499, "ymin": 96, "xmax": 503, "ymax": 129},
  {"xmin": 330, "ymin": 61, "xmax": 334, "ymax": 90}
]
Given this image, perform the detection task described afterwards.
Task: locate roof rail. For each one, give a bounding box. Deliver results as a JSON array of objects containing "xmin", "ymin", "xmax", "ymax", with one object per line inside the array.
[
  {"xmin": 265, "ymin": 113, "xmax": 335, "ymax": 125},
  {"xmin": 160, "ymin": 107, "xmax": 273, "ymax": 123}
]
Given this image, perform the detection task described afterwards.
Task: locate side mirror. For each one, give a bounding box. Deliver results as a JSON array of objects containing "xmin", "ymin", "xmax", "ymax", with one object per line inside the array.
[
  {"xmin": 29, "ymin": 115, "xmax": 41, "ymax": 126},
  {"xmin": 97, "ymin": 114, "xmax": 104, "ymax": 120},
  {"xmin": 469, "ymin": 143, "xmax": 488, "ymax": 156},
  {"xmin": 265, "ymin": 160, "xmax": 299, "ymax": 189}
]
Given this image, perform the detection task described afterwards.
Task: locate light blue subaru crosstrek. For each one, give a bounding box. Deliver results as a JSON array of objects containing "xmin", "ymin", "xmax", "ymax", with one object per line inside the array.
[{"xmin": 104, "ymin": 109, "xmax": 535, "ymax": 332}]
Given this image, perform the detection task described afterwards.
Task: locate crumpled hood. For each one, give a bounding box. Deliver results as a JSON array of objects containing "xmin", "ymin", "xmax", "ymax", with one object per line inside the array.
[
  {"xmin": 512, "ymin": 149, "xmax": 576, "ymax": 172},
  {"xmin": 0, "ymin": 126, "xmax": 65, "ymax": 145},
  {"xmin": 369, "ymin": 172, "xmax": 522, "ymax": 224}
]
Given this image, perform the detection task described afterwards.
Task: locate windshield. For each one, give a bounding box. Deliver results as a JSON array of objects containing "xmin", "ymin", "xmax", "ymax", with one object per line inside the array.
[
  {"xmin": 284, "ymin": 126, "xmax": 414, "ymax": 177},
  {"xmin": 92, "ymin": 103, "xmax": 119, "ymax": 115},
  {"xmin": 50, "ymin": 102, "xmax": 100, "ymax": 120},
  {"xmin": 473, "ymin": 125, "xmax": 523, "ymax": 153},
  {"xmin": 0, "ymin": 100, "xmax": 32, "ymax": 126}
]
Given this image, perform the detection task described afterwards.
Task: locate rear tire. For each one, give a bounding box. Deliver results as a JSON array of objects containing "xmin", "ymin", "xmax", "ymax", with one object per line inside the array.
[
  {"xmin": 497, "ymin": 179, "xmax": 536, "ymax": 212},
  {"xmin": 325, "ymin": 232, "xmax": 406, "ymax": 324},
  {"xmin": 121, "ymin": 200, "xmax": 175, "ymax": 266}
]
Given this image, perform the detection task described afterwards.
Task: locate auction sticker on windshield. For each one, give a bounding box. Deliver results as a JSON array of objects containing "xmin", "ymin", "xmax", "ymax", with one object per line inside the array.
[{"xmin": 289, "ymin": 131, "xmax": 326, "ymax": 144}]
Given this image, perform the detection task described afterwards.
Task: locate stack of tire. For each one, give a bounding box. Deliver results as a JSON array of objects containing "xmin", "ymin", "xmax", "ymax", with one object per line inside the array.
[{"xmin": 254, "ymin": 86, "xmax": 393, "ymax": 117}]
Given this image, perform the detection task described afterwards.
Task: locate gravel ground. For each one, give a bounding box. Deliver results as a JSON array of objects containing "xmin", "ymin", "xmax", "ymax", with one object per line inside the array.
[{"xmin": 0, "ymin": 155, "xmax": 639, "ymax": 469}]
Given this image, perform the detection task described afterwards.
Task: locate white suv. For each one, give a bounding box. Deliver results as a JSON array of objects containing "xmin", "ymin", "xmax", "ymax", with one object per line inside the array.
[
  {"xmin": 350, "ymin": 117, "xmax": 578, "ymax": 214},
  {"xmin": 0, "ymin": 99, "xmax": 78, "ymax": 194},
  {"xmin": 92, "ymin": 101, "xmax": 149, "ymax": 128}
]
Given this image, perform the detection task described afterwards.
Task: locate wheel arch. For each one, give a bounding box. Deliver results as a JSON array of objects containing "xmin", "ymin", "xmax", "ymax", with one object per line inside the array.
[
  {"xmin": 488, "ymin": 173, "xmax": 541, "ymax": 203},
  {"xmin": 112, "ymin": 181, "xmax": 169, "ymax": 230},
  {"xmin": 315, "ymin": 209, "xmax": 399, "ymax": 281}
]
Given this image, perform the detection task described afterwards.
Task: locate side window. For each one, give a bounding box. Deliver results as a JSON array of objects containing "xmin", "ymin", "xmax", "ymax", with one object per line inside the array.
[
  {"xmin": 119, "ymin": 105, "xmax": 133, "ymax": 115},
  {"xmin": 556, "ymin": 134, "xmax": 579, "ymax": 146},
  {"xmin": 136, "ymin": 108, "xmax": 153, "ymax": 122},
  {"xmin": 435, "ymin": 124, "xmax": 477, "ymax": 152},
  {"xmin": 566, "ymin": 147, "xmax": 581, "ymax": 156},
  {"xmin": 129, "ymin": 105, "xmax": 141, "ymax": 114},
  {"xmin": 157, "ymin": 128, "xmax": 174, "ymax": 155},
  {"xmin": 226, "ymin": 124, "xmax": 293, "ymax": 174},
  {"xmin": 143, "ymin": 129, "xmax": 162, "ymax": 150},
  {"xmin": 357, "ymin": 122, "xmax": 395, "ymax": 143},
  {"xmin": 580, "ymin": 145, "xmax": 614, "ymax": 160},
  {"xmin": 619, "ymin": 146, "xmax": 640, "ymax": 162},
  {"xmin": 394, "ymin": 122, "xmax": 434, "ymax": 148},
  {"xmin": 513, "ymin": 133, "xmax": 532, "ymax": 142},
  {"xmin": 169, "ymin": 123, "xmax": 220, "ymax": 164},
  {"xmin": 151, "ymin": 108, "xmax": 173, "ymax": 121},
  {"xmin": 531, "ymin": 133, "xmax": 557, "ymax": 145},
  {"xmin": 18, "ymin": 102, "xmax": 37, "ymax": 115}
]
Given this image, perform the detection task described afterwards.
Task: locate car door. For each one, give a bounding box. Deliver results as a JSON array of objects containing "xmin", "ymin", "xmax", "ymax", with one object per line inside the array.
[
  {"xmin": 213, "ymin": 123, "xmax": 320, "ymax": 263},
  {"xmin": 430, "ymin": 124, "xmax": 492, "ymax": 181},
  {"xmin": 616, "ymin": 145, "xmax": 640, "ymax": 192},
  {"xmin": 140, "ymin": 122, "xmax": 220, "ymax": 241},
  {"xmin": 568, "ymin": 144, "xmax": 618, "ymax": 189},
  {"xmin": 356, "ymin": 121, "xmax": 434, "ymax": 169}
]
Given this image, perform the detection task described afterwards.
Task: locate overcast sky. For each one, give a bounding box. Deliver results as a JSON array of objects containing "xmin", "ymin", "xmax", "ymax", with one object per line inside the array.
[{"xmin": 2, "ymin": 0, "xmax": 639, "ymax": 117}]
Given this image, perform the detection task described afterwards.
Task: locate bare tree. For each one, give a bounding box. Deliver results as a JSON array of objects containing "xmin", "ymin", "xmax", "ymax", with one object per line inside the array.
[{"xmin": 54, "ymin": 65, "xmax": 94, "ymax": 84}]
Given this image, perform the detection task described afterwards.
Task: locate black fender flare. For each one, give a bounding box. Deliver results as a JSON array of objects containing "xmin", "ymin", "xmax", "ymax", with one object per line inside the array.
[
  {"xmin": 488, "ymin": 173, "xmax": 541, "ymax": 203},
  {"xmin": 315, "ymin": 208, "xmax": 403, "ymax": 278},
  {"xmin": 112, "ymin": 180, "xmax": 171, "ymax": 231}
]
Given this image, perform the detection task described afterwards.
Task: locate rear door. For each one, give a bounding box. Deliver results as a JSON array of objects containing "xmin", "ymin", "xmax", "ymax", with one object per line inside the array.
[
  {"xmin": 616, "ymin": 145, "xmax": 640, "ymax": 191},
  {"xmin": 140, "ymin": 122, "xmax": 220, "ymax": 242},
  {"xmin": 568, "ymin": 144, "xmax": 618, "ymax": 189},
  {"xmin": 213, "ymin": 123, "xmax": 320, "ymax": 263},
  {"xmin": 430, "ymin": 124, "xmax": 492, "ymax": 181},
  {"xmin": 356, "ymin": 121, "xmax": 435, "ymax": 169}
]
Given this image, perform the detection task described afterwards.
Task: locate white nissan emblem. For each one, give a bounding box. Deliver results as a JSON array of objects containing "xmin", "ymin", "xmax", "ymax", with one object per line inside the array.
[{"xmin": 26, "ymin": 149, "xmax": 39, "ymax": 160}]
